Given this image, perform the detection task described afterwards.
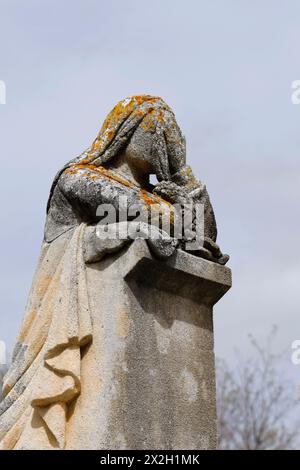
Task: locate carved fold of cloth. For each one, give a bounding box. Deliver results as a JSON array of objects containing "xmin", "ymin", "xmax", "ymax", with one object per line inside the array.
[{"xmin": 0, "ymin": 224, "xmax": 92, "ymax": 449}]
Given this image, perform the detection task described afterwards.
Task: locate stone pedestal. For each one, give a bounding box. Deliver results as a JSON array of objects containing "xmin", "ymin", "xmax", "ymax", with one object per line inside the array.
[{"xmin": 66, "ymin": 239, "xmax": 231, "ymax": 450}]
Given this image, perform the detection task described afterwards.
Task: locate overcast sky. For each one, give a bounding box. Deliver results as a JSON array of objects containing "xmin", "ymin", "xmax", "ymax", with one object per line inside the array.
[{"xmin": 0, "ymin": 0, "xmax": 299, "ymax": 389}]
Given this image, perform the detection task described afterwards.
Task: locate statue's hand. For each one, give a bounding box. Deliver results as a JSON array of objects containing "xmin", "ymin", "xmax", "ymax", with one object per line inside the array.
[
  {"xmin": 153, "ymin": 166, "xmax": 205, "ymax": 205},
  {"xmin": 201, "ymin": 238, "xmax": 230, "ymax": 265},
  {"xmin": 153, "ymin": 180, "xmax": 190, "ymax": 204},
  {"xmin": 134, "ymin": 222, "xmax": 178, "ymax": 259},
  {"xmin": 184, "ymin": 237, "xmax": 229, "ymax": 265}
]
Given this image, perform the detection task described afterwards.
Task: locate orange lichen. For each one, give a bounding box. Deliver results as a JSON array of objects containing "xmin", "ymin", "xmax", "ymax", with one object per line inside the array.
[
  {"xmin": 139, "ymin": 189, "xmax": 170, "ymax": 208},
  {"xmin": 140, "ymin": 109, "xmax": 156, "ymax": 133},
  {"xmin": 65, "ymin": 164, "xmax": 135, "ymax": 189},
  {"xmin": 62, "ymin": 96, "xmax": 184, "ymax": 226},
  {"xmin": 139, "ymin": 189, "xmax": 175, "ymax": 225},
  {"xmin": 65, "ymin": 163, "xmax": 175, "ymax": 223},
  {"xmin": 77, "ymin": 95, "xmax": 175, "ymax": 164}
]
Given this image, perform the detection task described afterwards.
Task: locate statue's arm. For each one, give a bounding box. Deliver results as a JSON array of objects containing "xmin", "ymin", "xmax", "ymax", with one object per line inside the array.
[
  {"xmin": 58, "ymin": 169, "xmax": 177, "ymax": 262},
  {"xmin": 58, "ymin": 167, "xmax": 133, "ymax": 220},
  {"xmin": 153, "ymin": 165, "xmax": 229, "ymax": 264}
]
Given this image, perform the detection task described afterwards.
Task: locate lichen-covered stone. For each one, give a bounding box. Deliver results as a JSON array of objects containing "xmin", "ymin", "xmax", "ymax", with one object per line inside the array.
[{"xmin": 0, "ymin": 95, "xmax": 231, "ymax": 450}]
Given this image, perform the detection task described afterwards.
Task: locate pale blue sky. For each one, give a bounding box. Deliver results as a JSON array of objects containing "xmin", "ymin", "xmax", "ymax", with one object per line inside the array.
[{"xmin": 0, "ymin": 0, "xmax": 299, "ymax": 389}]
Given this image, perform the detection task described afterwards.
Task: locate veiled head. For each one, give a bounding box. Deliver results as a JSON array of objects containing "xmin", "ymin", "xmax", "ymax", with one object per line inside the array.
[{"xmin": 77, "ymin": 95, "xmax": 186, "ymax": 181}]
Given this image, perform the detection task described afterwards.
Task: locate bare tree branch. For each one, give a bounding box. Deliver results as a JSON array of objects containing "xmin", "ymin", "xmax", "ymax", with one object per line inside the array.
[{"xmin": 216, "ymin": 330, "xmax": 300, "ymax": 450}]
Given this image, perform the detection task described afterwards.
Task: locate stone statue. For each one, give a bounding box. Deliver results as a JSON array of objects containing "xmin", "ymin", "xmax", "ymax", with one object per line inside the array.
[{"xmin": 0, "ymin": 96, "xmax": 230, "ymax": 450}]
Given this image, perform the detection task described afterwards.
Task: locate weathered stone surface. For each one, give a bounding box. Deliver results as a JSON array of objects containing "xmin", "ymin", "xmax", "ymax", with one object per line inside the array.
[
  {"xmin": 65, "ymin": 239, "xmax": 231, "ymax": 449},
  {"xmin": 0, "ymin": 95, "xmax": 231, "ymax": 450}
]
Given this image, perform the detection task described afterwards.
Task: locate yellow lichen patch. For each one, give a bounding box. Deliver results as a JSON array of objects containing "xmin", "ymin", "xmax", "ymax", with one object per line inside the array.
[
  {"xmin": 140, "ymin": 109, "xmax": 156, "ymax": 133},
  {"xmin": 139, "ymin": 189, "xmax": 161, "ymax": 207},
  {"xmin": 77, "ymin": 95, "xmax": 173, "ymax": 164},
  {"xmin": 65, "ymin": 163, "xmax": 175, "ymax": 225},
  {"xmin": 93, "ymin": 166, "xmax": 135, "ymax": 188},
  {"xmin": 66, "ymin": 164, "xmax": 136, "ymax": 189},
  {"xmin": 139, "ymin": 106, "xmax": 169, "ymax": 133},
  {"xmin": 91, "ymin": 96, "xmax": 151, "ymax": 156},
  {"xmin": 139, "ymin": 189, "xmax": 175, "ymax": 225}
]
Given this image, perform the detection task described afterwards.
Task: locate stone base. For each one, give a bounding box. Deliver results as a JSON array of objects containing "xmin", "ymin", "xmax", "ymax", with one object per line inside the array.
[{"xmin": 66, "ymin": 239, "xmax": 232, "ymax": 450}]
